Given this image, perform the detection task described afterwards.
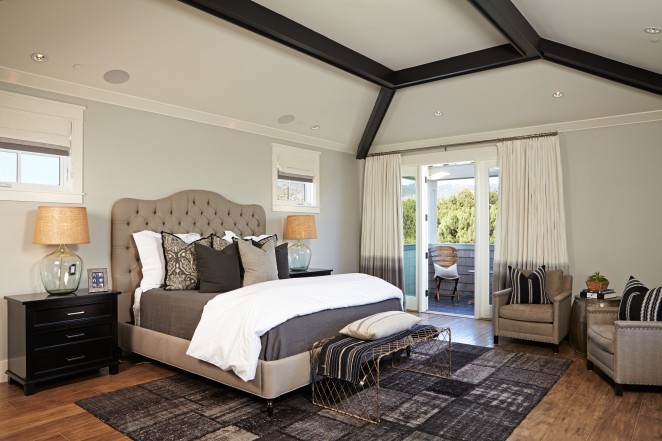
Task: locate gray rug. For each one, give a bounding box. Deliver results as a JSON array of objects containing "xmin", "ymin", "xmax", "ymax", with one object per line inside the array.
[{"xmin": 76, "ymin": 343, "xmax": 571, "ymax": 441}]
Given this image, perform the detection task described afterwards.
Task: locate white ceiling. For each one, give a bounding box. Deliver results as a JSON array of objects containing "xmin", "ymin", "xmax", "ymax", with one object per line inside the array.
[
  {"xmin": 253, "ymin": 0, "xmax": 508, "ymax": 70},
  {"xmin": 0, "ymin": 0, "xmax": 660, "ymax": 155}
]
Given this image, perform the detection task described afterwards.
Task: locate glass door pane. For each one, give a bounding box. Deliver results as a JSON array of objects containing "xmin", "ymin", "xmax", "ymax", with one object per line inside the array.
[
  {"xmin": 427, "ymin": 162, "xmax": 476, "ymax": 317},
  {"xmin": 402, "ymin": 169, "xmax": 417, "ymax": 310}
]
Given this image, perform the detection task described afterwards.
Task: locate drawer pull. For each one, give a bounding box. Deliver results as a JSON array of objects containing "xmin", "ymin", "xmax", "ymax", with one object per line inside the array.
[
  {"xmin": 65, "ymin": 355, "xmax": 86, "ymax": 362},
  {"xmin": 66, "ymin": 311, "xmax": 85, "ymax": 316},
  {"xmin": 65, "ymin": 333, "xmax": 86, "ymax": 339}
]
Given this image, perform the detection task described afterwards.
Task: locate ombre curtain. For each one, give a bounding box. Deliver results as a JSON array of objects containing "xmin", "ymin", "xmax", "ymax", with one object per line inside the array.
[
  {"xmin": 493, "ymin": 135, "xmax": 569, "ymax": 291},
  {"xmin": 360, "ymin": 154, "xmax": 404, "ymax": 291}
]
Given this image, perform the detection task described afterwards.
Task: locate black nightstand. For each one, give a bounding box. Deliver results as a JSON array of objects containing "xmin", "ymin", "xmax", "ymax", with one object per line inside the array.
[
  {"xmin": 289, "ymin": 268, "xmax": 333, "ymax": 278},
  {"xmin": 5, "ymin": 289, "xmax": 120, "ymax": 395}
]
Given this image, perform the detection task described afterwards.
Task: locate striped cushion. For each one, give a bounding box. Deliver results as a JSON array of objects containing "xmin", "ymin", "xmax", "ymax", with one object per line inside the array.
[
  {"xmin": 340, "ymin": 311, "xmax": 420, "ymax": 340},
  {"xmin": 508, "ymin": 265, "xmax": 551, "ymax": 304},
  {"xmin": 619, "ymin": 276, "xmax": 662, "ymax": 321}
]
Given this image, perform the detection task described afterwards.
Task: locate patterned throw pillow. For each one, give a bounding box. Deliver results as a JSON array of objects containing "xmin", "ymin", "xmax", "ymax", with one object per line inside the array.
[
  {"xmin": 619, "ymin": 276, "xmax": 662, "ymax": 321},
  {"xmin": 508, "ymin": 265, "xmax": 550, "ymax": 304},
  {"xmin": 210, "ymin": 234, "xmax": 232, "ymax": 251},
  {"xmin": 162, "ymin": 232, "xmax": 212, "ymax": 290}
]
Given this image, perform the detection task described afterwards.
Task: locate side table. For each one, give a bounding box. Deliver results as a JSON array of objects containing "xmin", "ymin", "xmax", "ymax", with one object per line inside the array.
[
  {"xmin": 289, "ymin": 268, "xmax": 333, "ymax": 278},
  {"xmin": 6, "ymin": 289, "xmax": 120, "ymax": 395},
  {"xmin": 569, "ymin": 294, "xmax": 621, "ymax": 356}
]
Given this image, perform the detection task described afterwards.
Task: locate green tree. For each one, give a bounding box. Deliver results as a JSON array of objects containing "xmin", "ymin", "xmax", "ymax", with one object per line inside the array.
[
  {"xmin": 402, "ymin": 189, "xmax": 497, "ymax": 245},
  {"xmin": 436, "ymin": 189, "xmax": 498, "ymax": 244},
  {"xmin": 402, "ymin": 197, "xmax": 416, "ymax": 244}
]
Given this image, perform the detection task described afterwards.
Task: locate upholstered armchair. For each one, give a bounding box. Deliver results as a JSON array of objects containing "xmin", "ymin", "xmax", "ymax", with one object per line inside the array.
[
  {"xmin": 493, "ymin": 269, "xmax": 572, "ymax": 353},
  {"xmin": 587, "ymin": 306, "xmax": 662, "ymax": 395}
]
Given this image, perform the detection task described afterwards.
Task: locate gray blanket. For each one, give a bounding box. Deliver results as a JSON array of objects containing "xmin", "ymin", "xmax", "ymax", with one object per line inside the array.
[{"xmin": 139, "ymin": 288, "xmax": 401, "ymax": 361}]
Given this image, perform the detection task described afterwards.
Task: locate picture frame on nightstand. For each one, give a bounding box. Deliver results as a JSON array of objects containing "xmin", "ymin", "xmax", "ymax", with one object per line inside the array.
[{"xmin": 87, "ymin": 268, "xmax": 109, "ymax": 293}]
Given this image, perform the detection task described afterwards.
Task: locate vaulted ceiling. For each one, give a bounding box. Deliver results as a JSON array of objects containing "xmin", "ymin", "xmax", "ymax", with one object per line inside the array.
[{"xmin": 0, "ymin": 0, "xmax": 660, "ymax": 158}]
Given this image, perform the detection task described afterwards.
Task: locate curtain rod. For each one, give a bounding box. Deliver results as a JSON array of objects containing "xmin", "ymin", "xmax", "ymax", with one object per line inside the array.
[{"xmin": 367, "ymin": 131, "xmax": 558, "ymax": 157}]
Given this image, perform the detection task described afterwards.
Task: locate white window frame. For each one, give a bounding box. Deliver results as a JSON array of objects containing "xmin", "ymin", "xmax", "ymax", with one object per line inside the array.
[
  {"xmin": 0, "ymin": 90, "xmax": 85, "ymax": 203},
  {"xmin": 272, "ymin": 143, "xmax": 320, "ymax": 213}
]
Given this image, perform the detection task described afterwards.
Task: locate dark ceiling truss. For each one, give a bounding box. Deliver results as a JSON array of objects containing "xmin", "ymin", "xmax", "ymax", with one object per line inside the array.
[{"xmin": 179, "ymin": 0, "xmax": 662, "ymax": 159}]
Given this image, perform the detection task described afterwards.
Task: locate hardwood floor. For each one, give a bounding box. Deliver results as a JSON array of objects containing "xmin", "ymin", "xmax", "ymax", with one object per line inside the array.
[{"xmin": 1, "ymin": 314, "xmax": 660, "ymax": 440}]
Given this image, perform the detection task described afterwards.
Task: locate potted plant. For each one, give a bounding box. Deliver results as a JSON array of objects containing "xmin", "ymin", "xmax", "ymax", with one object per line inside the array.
[{"xmin": 586, "ymin": 272, "xmax": 609, "ymax": 291}]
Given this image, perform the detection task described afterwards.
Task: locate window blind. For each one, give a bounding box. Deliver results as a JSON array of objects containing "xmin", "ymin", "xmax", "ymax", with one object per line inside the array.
[
  {"xmin": 277, "ymin": 153, "xmax": 316, "ymax": 183},
  {"xmin": 0, "ymin": 107, "xmax": 72, "ymax": 155}
]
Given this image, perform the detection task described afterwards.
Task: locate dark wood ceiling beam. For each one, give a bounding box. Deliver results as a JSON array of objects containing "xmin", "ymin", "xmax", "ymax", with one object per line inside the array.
[
  {"xmin": 356, "ymin": 88, "xmax": 396, "ymax": 160},
  {"xmin": 389, "ymin": 45, "xmax": 530, "ymax": 89},
  {"xmin": 540, "ymin": 39, "xmax": 662, "ymax": 95},
  {"xmin": 468, "ymin": 0, "xmax": 541, "ymax": 58},
  {"xmin": 178, "ymin": 0, "xmax": 395, "ymax": 88}
]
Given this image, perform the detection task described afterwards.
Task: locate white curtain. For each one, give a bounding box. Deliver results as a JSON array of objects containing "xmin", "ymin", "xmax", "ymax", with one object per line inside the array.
[
  {"xmin": 360, "ymin": 154, "xmax": 404, "ymax": 291},
  {"xmin": 493, "ymin": 135, "xmax": 569, "ymax": 291}
]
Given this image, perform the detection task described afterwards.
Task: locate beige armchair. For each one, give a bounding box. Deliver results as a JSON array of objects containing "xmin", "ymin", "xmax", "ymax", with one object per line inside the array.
[
  {"xmin": 587, "ymin": 306, "xmax": 662, "ymax": 395},
  {"xmin": 493, "ymin": 269, "xmax": 572, "ymax": 353}
]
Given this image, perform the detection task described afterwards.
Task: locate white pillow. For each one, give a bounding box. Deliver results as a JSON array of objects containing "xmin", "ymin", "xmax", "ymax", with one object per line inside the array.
[
  {"xmin": 132, "ymin": 231, "xmax": 201, "ymax": 291},
  {"xmin": 223, "ymin": 230, "xmax": 277, "ymax": 244},
  {"xmin": 434, "ymin": 263, "xmax": 459, "ymax": 279},
  {"xmin": 340, "ymin": 311, "xmax": 421, "ymax": 340}
]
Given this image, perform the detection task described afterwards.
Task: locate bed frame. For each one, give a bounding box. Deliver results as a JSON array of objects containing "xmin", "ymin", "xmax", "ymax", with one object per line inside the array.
[{"xmin": 111, "ymin": 190, "xmax": 312, "ymax": 409}]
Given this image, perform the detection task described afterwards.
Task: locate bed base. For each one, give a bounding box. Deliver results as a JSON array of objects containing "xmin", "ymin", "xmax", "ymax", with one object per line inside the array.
[{"xmin": 119, "ymin": 322, "xmax": 313, "ymax": 412}]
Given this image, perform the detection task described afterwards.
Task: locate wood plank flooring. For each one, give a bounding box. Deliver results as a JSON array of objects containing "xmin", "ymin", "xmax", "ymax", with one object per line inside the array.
[{"xmin": 1, "ymin": 314, "xmax": 660, "ymax": 440}]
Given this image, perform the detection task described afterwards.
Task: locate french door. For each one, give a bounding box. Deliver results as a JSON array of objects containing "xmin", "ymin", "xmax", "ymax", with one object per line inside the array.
[{"xmin": 401, "ymin": 147, "xmax": 497, "ymax": 319}]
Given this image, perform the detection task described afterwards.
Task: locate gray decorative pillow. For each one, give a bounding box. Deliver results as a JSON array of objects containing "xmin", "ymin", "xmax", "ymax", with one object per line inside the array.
[
  {"xmin": 162, "ymin": 233, "xmax": 212, "ymax": 290},
  {"xmin": 340, "ymin": 311, "xmax": 420, "ymax": 340},
  {"xmin": 237, "ymin": 239, "xmax": 278, "ymax": 287}
]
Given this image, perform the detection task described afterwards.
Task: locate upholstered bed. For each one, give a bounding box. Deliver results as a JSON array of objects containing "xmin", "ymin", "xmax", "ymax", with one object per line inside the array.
[{"xmin": 111, "ymin": 190, "xmax": 401, "ymax": 405}]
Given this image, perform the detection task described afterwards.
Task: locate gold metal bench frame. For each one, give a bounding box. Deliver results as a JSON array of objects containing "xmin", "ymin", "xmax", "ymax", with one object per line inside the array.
[{"xmin": 311, "ymin": 326, "xmax": 452, "ymax": 424}]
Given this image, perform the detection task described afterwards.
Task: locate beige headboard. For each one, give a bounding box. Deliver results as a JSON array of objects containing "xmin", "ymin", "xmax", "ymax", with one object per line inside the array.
[{"xmin": 111, "ymin": 189, "xmax": 266, "ymax": 322}]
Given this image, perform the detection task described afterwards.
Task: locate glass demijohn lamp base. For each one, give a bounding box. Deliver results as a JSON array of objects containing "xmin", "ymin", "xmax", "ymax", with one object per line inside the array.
[
  {"xmin": 39, "ymin": 244, "xmax": 83, "ymax": 295},
  {"xmin": 288, "ymin": 240, "xmax": 311, "ymax": 272}
]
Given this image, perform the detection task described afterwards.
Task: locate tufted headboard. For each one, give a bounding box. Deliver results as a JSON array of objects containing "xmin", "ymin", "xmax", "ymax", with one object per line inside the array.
[{"xmin": 111, "ymin": 189, "xmax": 266, "ymax": 323}]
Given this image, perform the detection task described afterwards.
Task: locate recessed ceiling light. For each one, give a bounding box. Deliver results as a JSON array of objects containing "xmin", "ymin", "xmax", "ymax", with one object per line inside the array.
[
  {"xmin": 552, "ymin": 91, "xmax": 564, "ymax": 98},
  {"xmin": 72, "ymin": 64, "xmax": 83, "ymax": 70},
  {"xmin": 103, "ymin": 69, "xmax": 130, "ymax": 84},
  {"xmin": 311, "ymin": 125, "xmax": 320, "ymax": 130},
  {"xmin": 644, "ymin": 27, "xmax": 661, "ymax": 34},
  {"xmin": 31, "ymin": 53, "xmax": 48, "ymax": 63},
  {"xmin": 277, "ymin": 114, "xmax": 295, "ymax": 124},
  {"xmin": 433, "ymin": 110, "xmax": 443, "ymax": 117}
]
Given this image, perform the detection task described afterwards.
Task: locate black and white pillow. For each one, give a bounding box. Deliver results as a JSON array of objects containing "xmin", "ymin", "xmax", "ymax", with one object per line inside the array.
[
  {"xmin": 162, "ymin": 232, "xmax": 212, "ymax": 290},
  {"xmin": 508, "ymin": 265, "xmax": 550, "ymax": 304},
  {"xmin": 619, "ymin": 276, "xmax": 662, "ymax": 321}
]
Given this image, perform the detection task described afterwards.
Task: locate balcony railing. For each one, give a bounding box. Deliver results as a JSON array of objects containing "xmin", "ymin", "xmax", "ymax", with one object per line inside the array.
[{"xmin": 403, "ymin": 243, "xmax": 494, "ymax": 305}]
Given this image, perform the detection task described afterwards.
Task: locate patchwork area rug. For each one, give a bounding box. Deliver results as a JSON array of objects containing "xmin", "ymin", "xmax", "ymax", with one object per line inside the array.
[{"xmin": 76, "ymin": 343, "xmax": 571, "ymax": 441}]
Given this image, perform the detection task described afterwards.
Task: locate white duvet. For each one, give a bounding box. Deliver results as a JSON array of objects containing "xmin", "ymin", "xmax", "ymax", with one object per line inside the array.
[{"xmin": 186, "ymin": 273, "xmax": 403, "ymax": 381}]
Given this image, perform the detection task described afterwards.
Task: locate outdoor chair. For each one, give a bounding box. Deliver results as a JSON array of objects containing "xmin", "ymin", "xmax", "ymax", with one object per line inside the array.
[{"xmin": 430, "ymin": 245, "xmax": 460, "ymax": 303}]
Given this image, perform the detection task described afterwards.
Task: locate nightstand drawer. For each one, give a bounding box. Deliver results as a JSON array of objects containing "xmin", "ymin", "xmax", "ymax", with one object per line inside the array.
[
  {"xmin": 33, "ymin": 301, "xmax": 112, "ymax": 326},
  {"xmin": 34, "ymin": 341, "xmax": 113, "ymax": 375},
  {"xmin": 33, "ymin": 324, "xmax": 112, "ymax": 349}
]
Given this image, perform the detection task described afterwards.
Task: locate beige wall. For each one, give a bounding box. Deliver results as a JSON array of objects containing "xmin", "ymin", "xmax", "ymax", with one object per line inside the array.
[
  {"xmin": 0, "ymin": 83, "xmax": 362, "ymax": 381},
  {"xmin": 1, "ymin": 81, "xmax": 660, "ymax": 384},
  {"xmin": 561, "ymin": 120, "xmax": 662, "ymax": 293}
]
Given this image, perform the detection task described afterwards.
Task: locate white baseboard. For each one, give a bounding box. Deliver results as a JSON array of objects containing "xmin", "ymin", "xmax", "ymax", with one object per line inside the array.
[{"xmin": 0, "ymin": 359, "xmax": 7, "ymax": 383}]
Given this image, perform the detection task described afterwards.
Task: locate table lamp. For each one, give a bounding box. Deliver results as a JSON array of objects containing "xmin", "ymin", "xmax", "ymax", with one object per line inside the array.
[
  {"xmin": 33, "ymin": 206, "xmax": 90, "ymax": 294},
  {"xmin": 285, "ymin": 215, "xmax": 317, "ymax": 271}
]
